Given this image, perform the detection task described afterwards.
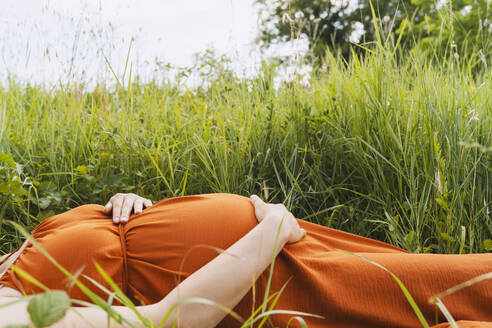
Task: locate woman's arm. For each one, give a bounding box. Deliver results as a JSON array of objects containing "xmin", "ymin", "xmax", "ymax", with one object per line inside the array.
[
  {"xmin": 0, "ymin": 252, "xmax": 9, "ymax": 263},
  {"xmin": 0, "ymin": 196, "xmax": 305, "ymax": 328},
  {"xmin": 0, "ymin": 240, "xmax": 29, "ymax": 281},
  {"xmin": 0, "ymin": 252, "xmax": 10, "ymax": 268}
]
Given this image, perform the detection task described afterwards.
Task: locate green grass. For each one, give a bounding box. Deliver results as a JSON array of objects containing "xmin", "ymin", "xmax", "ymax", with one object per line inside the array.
[
  {"xmin": 0, "ymin": 44, "xmax": 491, "ymax": 256},
  {"xmin": 2, "ymin": 5, "xmax": 492, "ymax": 326},
  {"xmin": 1, "ymin": 25, "xmax": 492, "ymax": 326}
]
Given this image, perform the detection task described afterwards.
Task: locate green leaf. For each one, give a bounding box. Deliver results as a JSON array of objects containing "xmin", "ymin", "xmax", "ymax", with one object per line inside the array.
[
  {"xmin": 422, "ymin": 246, "xmax": 432, "ymax": 253},
  {"xmin": 27, "ymin": 291, "xmax": 70, "ymax": 328},
  {"xmin": 37, "ymin": 198, "xmax": 52, "ymax": 210},
  {"xmin": 0, "ymin": 151, "xmax": 16, "ymax": 168},
  {"xmin": 10, "ymin": 181, "xmax": 28, "ymax": 197},
  {"xmin": 435, "ymin": 198, "xmax": 449, "ymax": 211},
  {"xmin": 37, "ymin": 210, "xmax": 55, "ymax": 221},
  {"xmin": 440, "ymin": 232, "xmax": 450, "ymax": 241},
  {"xmin": 440, "ymin": 233, "xmax": 455, "ymax": 242},
  {"xmin": 0, "ymin": 180, "xmax": 28, "ymax": 197},
  {"xmin": 75, "ymin": 165, "xmax": 87, "ymax": 175},
  {"xmin": 482, "ymin": 239, "xmax": 492, "ymax": 251},
  {"xmin": 98, "ymin": 175, "xmax": 123, "ymax": 187},
  {"xmin": 405, "ymin": 231, "xmax": 414, "ymax": 246},
  {"xmin": 0, "ymin": 182, "xmax": 10, "ymax": 193}
]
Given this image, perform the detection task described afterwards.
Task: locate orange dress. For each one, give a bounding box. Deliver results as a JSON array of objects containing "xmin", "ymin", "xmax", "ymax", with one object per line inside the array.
[{"xmin": 1, "ymin": 194, "xmax": 491, "ymax": 328}]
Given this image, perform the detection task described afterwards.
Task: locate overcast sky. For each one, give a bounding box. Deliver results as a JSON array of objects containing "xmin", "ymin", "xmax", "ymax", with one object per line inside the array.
[{"xmin": 1, "ymin": 0, "xmax": 305, "ymax": 87}]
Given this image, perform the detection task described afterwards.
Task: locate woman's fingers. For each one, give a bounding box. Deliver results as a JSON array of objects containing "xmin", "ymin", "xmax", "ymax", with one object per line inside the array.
[
  {"xmin": 143, "ymin": 198, "xmax": 153, "ymax": 208},
  {"xmin": 289, "ymin": 226, "xmax": 307, "ymax": 244},
  {"xmin": 250, "ymin": 194, "xmax": 262, "ymax": 206},
  {"xmin": 103, "ymin": 201, "xmax": 113, "ymax": 214},
  {"xmin": 288, "ymin": 214, "xmax": 306, "ymax": 243},
  {"xmin": 291, "ymin": 213, "xmax": 307, "ymax": 243},
  {"xmin": 106, "ymin": 193, "xmax": 153, "ymax": 224},
  {"xmin": 250, "ymin": 194, "xmax": 307, "ymax": 244},
  {"xmin": 111, "ymin": 195, "xmax": 124, "ymax": 223},
  {"xmin": 134, "ymin": 198, "xmax": 144, "ymax": 214},
  {"xmin": 250, "ymin": 194, "xmax": 266, "ymax": 222},
  {"xmin": 120, "ymin": 196, "xmax": 136, "ymax": 222}
]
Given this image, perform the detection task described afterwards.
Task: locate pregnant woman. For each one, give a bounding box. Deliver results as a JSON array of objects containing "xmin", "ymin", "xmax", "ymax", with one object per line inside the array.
[{"xmin": 0, "ymin": 193, "xmax": 491, "ymax": 327}]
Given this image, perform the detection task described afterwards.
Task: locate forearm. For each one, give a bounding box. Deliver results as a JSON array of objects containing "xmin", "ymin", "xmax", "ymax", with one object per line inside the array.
[
  {"xmin": 0, "ymin": 252, "xmax": 9, "ymax": 264},
  {"xmin": 152, "ymin": 217, "xmax": 289, "ymax": 328},
  {"xmin": 0, "ymin": 241, "xmax": 29, "ymax": 279},
  {"xmin": 0, "ymin": 295, "xmax": 152, "ymax": 328},
  {"xmin": 0, "ymin": 218, "xmax": 288, "ymax": 328},
  {"xmin": 0, "ymin": 253, "xmax": 10, "ymax": 273}
]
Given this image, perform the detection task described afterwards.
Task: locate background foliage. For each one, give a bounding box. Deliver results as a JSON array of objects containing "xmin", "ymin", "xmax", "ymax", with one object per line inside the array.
[
  {"xmin": 1, "ymin": 43, "xmax": 491, "ymax": 255},
  {"xmin": 256, "ymin": 0, "xmax": 492, "ymax": 62}
]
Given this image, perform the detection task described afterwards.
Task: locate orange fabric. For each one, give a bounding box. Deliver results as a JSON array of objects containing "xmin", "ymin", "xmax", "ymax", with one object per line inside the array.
[{"xmin": 1, "ymin": 193, "xmax": 491, "ymax": 327}]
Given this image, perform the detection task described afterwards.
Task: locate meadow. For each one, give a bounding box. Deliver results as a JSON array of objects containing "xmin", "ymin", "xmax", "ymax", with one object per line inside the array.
[
  {"xmin": 1, "ymin": 46, "xmax": 491, "ymax": 256},
  {"xmin": 0, "ymin": 44, "xmax": 491, "ymax": 327}
]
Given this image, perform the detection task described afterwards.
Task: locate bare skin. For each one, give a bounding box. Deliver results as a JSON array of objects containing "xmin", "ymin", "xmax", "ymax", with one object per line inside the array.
[
  {"xmin": 103, "ymin": 193, "xmax": 153, "ymax": 224},
  {"xmin": 0, "ymin": 194, "xmax": 305, "ymax": 327}
]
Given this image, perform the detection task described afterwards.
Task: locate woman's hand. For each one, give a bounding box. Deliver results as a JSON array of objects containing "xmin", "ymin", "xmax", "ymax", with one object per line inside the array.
[
  {"xmin": 250, "ymin": 194, "xmax": 306, "ymax": 244},
  {"xmin": 103, "ymin": 193, "xmax": 153, "ymax": 224}
]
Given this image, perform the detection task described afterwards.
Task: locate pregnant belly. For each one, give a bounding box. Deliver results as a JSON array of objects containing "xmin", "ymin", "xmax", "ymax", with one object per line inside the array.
[
  {"xmin": 123, "ymin": 193, "xmax": 258, "ymax": 304},
  {"xmin": 0, "ymin": 194, "xmax": 258, "ymax": 306}
]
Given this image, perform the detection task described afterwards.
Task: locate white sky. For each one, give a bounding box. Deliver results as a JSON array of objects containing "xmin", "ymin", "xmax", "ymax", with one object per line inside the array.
[{"xmin": 1, "ymin": 0, "xmax": 304, "ymax": 87}]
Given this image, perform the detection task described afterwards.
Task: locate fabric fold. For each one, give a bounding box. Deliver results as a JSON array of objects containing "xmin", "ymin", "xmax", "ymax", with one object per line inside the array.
[{"xmin": 118, "ymin": 223, "xmax": 129, "ymax": 296}]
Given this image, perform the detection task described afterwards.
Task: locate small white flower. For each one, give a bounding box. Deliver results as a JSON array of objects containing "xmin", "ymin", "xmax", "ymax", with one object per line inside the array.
[
  {"xmin": 461, "ymin": 5, "xmax": 472, "ymax": 16},
  {"xmin": 294, "ymin": 11, "xmax": 304, "ymax": 20},
  {"xmin": 282, "ymin": 13, "xmax": 294, "ymax": 23}
]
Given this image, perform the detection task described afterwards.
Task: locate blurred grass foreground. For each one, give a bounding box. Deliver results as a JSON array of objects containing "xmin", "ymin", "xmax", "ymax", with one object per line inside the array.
[{"xmin": 0, "ymin": 43, "xmax": 491, "ymax": 256}]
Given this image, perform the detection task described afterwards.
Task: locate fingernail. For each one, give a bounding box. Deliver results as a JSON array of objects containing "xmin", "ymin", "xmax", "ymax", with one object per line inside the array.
[
  {"xmin": 121, "ymin": 217, "xmax": 128, "ymax": 222},
  {"xmin": 114, "ymin": 218, "xmax": 120, "ymax": 224}
]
